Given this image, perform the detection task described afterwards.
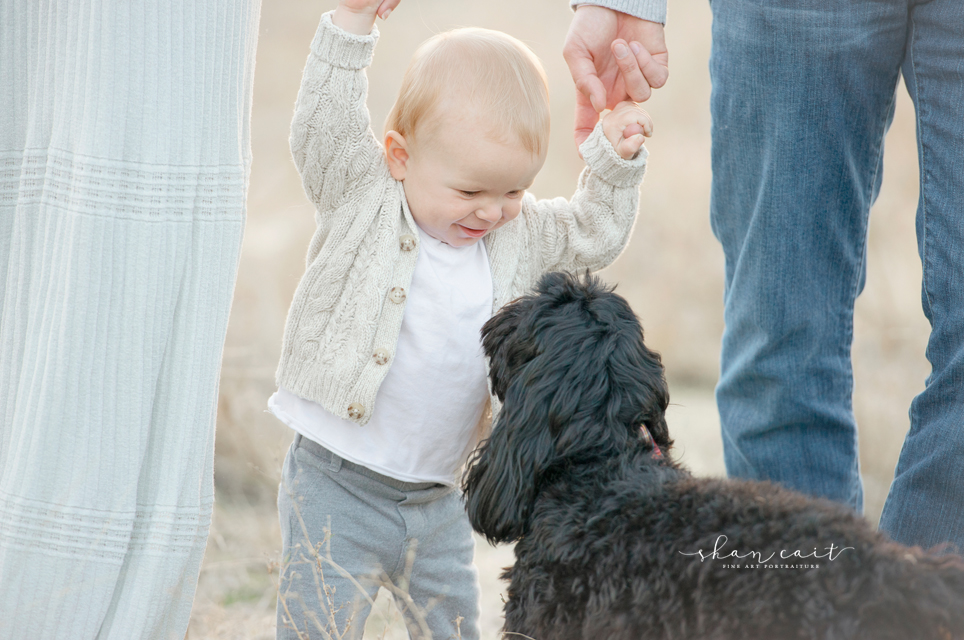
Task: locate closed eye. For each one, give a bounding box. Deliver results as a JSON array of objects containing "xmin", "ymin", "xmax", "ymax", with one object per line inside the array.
[
  {"xmin": 459, "ymin": 190, "xmax": 480, "ymax": 197},
  {"xmin": 506, "ymin": 190, "xmax": 523, "ymax": 198}
]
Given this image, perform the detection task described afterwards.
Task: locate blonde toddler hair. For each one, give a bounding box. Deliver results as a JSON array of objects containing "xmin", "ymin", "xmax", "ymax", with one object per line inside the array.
[{"xmin": 385, "ymin": 28, "xmax": 550, "ymax": 156}]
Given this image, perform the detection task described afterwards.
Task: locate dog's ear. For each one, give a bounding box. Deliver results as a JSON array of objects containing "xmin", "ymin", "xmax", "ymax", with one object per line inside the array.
[
  {"xmin": 480, "ymin": 298, "xmax": 534, "ymax": 403},
  {"xmin": 464, "ymin": 272, "xmax": 673, "ymax": 542},
  {"xmin": 462, "ymin": 394, "xmax": 556, "ymax": 543},
  {"xmin": 466, "ymin": 290, "xmax": 560, "ymax": 543},
  {"xmin": 618, "ymin": 322, "xmax": 672, "ymax": 453},
  {"xmin": 466, "ymin": 282, "xmax": 627, "ymax": 541},
  {"xmin": 465, "ymin": 315, "xmax": 640, "ymax": 543}
]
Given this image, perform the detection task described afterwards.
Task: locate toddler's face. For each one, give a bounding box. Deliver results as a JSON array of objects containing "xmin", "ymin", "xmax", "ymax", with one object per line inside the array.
[{"xmin": 385, "ymin": 114, "xmax": 546, "ymax": 247}]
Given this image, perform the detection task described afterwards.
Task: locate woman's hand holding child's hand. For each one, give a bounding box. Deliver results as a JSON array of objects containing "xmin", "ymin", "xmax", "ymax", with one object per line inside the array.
[
  {"xmin": 333, "ymin": 0, "xmax": 402, "ymax": 35},
  {"xmin": 602, "ymin": 101, "xmax": 653, "ymax": 160}
]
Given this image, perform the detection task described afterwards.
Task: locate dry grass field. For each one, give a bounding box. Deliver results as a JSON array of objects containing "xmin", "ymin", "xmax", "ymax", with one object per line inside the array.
[{"xmin": 188, "ymin": 0, "xmax": 929, "ymax": 637}]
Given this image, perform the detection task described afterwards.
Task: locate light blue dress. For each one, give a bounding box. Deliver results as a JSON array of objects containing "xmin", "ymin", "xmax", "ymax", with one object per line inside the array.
[{"xmin": 0, "ymin": 1, "xmax": 260, "ymax": 637}]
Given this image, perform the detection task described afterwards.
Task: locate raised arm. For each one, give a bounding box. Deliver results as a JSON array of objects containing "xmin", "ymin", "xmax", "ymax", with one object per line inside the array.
[
  {"xmin": 523, "ymin": 102, "xmax": 652, "ymax": 274},
  {"xmin": 289, "ymin": 8, "xmax": 386, "ymax": 213}
]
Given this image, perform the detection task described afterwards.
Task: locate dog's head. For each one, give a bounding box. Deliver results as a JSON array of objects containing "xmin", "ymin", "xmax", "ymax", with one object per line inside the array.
[{"xmin": 463, "ymin": 271, "xmax": 672, "ymax": 543}]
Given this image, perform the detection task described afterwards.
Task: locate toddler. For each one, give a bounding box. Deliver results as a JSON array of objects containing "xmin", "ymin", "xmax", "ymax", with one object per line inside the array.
[{"xmin": 269, "ymin": 1, "xmax": 652, "ymax": 638}]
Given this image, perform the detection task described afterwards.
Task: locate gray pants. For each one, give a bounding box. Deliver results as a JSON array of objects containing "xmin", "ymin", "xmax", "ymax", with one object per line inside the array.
[{"xmin": 277, "ymin": 435, "xmax": 481, "ymax": 640}]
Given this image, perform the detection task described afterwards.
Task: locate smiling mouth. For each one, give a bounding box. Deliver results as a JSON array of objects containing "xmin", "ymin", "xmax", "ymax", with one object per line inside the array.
[{"xmin": 458, "ymin": 225, "xmax": 488, "ymax": 238}]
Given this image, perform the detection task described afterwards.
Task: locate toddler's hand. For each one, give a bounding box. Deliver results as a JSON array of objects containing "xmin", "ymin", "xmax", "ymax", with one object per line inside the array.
[
  {"xmin": 334, "ymin": 0, "xmax": 401, "ymax": 35},
  {"xmin": 602, "ymin": 101, "xmax": 653, "ymax": 160}
]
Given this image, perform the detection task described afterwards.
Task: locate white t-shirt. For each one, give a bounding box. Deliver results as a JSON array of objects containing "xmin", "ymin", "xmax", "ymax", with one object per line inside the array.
[{"xmin": 268, "ymin": 224, "xmax": 493, "ymax": 486}]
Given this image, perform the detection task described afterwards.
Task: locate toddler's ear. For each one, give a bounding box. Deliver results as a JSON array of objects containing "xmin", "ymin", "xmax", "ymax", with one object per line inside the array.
[{"xmin": 384, "ymin": 131, "xmax": 409, "ymax": 180}]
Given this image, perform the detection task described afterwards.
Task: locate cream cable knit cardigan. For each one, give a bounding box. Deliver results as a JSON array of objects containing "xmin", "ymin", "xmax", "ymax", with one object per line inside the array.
[{"xmin": 276, "ymin": 12, "xmax": 648, "ymax": 426}]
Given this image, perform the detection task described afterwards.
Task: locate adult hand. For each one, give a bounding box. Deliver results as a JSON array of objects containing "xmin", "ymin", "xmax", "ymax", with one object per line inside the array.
[{"xmin": 564, "ymin": 5, "xmax": 669, "ymax": 148}]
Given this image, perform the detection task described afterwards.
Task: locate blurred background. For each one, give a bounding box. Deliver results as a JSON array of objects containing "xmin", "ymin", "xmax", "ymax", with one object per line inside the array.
[{"xmin": 187, "ymin": 0, "xmax": 929, "ymax": 637}]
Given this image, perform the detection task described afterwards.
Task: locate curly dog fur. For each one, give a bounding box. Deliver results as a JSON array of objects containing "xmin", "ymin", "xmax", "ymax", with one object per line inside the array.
[{"xmin": 463, "ymin": 271, "xmax": 964, "ymax": 640}]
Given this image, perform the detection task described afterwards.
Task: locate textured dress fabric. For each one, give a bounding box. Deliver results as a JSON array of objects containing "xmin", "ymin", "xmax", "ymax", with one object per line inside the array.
[{"xmin": 0, "ymin": 1, "xmax": 260, "ymax": 637}]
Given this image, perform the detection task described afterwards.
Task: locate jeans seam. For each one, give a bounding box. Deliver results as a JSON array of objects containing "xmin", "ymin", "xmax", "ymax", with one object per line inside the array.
[
  {"xmin": 849, "ymin": 47, "xmax": 900, "ymax": 421},
  {"xmin": 845, "ymin": 192, "xmax": 871, "ymax": 415},
  {"xmin": 838, "ymin": 36, "xmax": 900, "ymax": 515},
  {"xmin": 909, "ymin": 16, "xmax": 933, "ymax": 315},
  {"xmin": 719, "ymin": 413, "xmax": 755, "ymax": 474}
]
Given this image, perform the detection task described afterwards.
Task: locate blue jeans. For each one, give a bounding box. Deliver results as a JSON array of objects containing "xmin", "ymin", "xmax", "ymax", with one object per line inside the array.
[{"xmin": 710, "ymin": 0, "xmax": 964, "ymax": 551}]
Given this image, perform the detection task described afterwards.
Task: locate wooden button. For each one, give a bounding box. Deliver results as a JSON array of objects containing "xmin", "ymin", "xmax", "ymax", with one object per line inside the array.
[
  {"xmin": 347, "ymin": 403, "xmax": 365, "ymax": 420},
  {"xmin": 389, "ymin": 287, "xmax": 406, "ymax": 304},
  {"xmin": 372, "ymin": 348, "xmax": 390, "ymax": 365},
  {"xmin": 399, "ymin": 234, "xmax": 416, "ymax": 252}
]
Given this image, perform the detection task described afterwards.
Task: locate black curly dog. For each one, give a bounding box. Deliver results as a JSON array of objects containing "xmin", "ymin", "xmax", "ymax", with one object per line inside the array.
[{"xmin": 462, "ymin": 271, "xmax": 964, "ymax": 640}]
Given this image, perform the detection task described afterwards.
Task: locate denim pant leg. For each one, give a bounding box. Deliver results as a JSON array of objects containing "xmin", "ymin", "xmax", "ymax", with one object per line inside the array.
[
  {"xmin": 710, "ymin": 0, "xmax": 909, "ymax": 511},
  {"xmin": 878, "ymin": 0, "xmax": 964, "ymax": 552}
]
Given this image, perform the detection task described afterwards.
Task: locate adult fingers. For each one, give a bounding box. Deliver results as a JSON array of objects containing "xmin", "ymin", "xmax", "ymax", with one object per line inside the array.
[
  {"xmin": 568, "ymin": 49, "xmax": 607, "ymax": 150},
  {"xmin": 611, "ymin": 39, "xmax": 651, "ymax": 103},
  {"xmin": 574, "ymin": 91, "xmax": 598, "ymax": 151},
  {"xmin": 377, "ymin": 0, "xmax": 401, "ymax": 19},
  {"xmin": 631, "ymin": 41, "xmax": 669, "ymax": 91},
  {"xmin": 565, "ymin": 49, "xmax": 607, "ymax": 114}
]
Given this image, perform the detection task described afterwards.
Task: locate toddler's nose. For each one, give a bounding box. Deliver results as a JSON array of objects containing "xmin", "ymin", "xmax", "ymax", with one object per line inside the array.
[{"xmin": 475, "ymin": 205, "xmax": 502, "ymax": 223}]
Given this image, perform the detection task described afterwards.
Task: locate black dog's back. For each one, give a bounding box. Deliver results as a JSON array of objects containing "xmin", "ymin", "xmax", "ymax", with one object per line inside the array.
[
  {"xmin": 464, "ymin": 272, "xmax": 964, "ymax": 640},
  {"xmin": 506, "ymin": 458, "xmax": 964, "ymax": 640}
]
